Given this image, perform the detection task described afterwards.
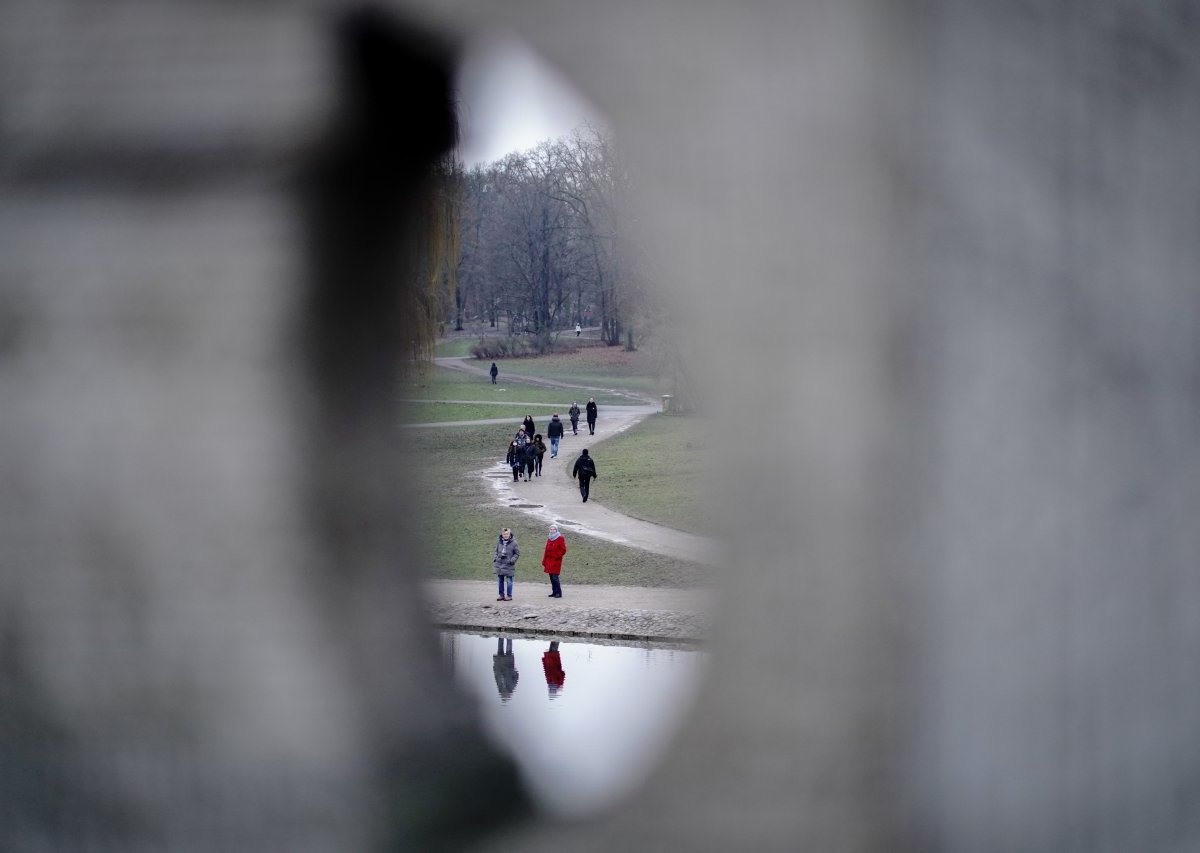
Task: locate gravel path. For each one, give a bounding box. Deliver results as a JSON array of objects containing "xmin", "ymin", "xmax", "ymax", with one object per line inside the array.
[{"xmin": 424, "ymin": 579, "xmax": 716, "ymax": 643}]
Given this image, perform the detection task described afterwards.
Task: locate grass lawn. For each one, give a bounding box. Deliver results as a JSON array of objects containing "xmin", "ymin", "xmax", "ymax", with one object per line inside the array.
[
  {"xmin": 433, "ymin": 338, "xmax": 476, "ymax": 357},
  {"xmin": 407, "ymin": 425, "xmax": 709, "ymax": 587},
  {"xmin": 486, "ymin": 346, "xmax": 667, "ymax": 396},
  {"xmin": 402, "ymin": 365, "xmax": 631, "ymax": 407},
  {"xmin": 579, "ymin": 412, "xmax": 714, "ymax": 536},
  {"xmin": 401, "ymin": 402, "xmax": 548, "ymax": 425}
]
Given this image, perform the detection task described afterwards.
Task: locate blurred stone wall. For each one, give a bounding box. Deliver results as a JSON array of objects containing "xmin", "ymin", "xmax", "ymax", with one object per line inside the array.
[{"xmin": 2, "ymin": 1, "xmax": 1198, "ymax": 851}]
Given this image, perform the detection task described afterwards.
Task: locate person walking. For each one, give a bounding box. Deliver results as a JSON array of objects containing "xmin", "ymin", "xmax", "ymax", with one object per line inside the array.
[
  {"xmin": 514, "ymin": 427, "xmax": 528, "ymax": 448},
  {"xmin": 521, "ymin": 439, "xmax": 538, "ymax": 482},
  {"xmin": 585, "ymin": 397, "xmax": 598, "ymax": 435},
  {"xmin": 571, "ymin": 449, "xmax": 598, "ymax": 503},
  {"xmin": 489, "ymin": 362, "xmax": 499, "ymax": 384},
  {"xmin": 493, "ymin": 637, "xmax": 519, "ymax": 701},
  {"xmin": 574, "ymin": 322, "xmax": 581, "ymax": 337},
  {"xmin": 532, "ymin": 434, "xmax": 547, "ymax": 477},
  {"xmin": 542, "ymin": 523, "xmax": 567, "ymax": 597},
  {"xmin": 505, "ymin": 441, "xmax": 522, "ymax": 482},
  {"xmin": 493, "ymin": 527, "xmax": 519, "ymax": 600},
  {"xmin": 568, "ymin": 402, "xmax": 581, "ymax": 435},
  {"xmin": 522, "ymin": 413, "xmax": 536, "ymax": 439},
  {"xmin": 546, "ymin": 414, "xmax": 564, "ymax": 458}
]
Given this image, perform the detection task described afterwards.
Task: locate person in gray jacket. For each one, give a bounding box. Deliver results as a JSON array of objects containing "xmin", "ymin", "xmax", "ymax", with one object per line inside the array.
[{"xmin": 493, "ymin": 527, "xmax": 520, "ymax": 600}]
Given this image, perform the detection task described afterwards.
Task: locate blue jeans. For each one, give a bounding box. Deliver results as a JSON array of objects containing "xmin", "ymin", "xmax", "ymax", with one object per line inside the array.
[
  {"xmin": 550, "ymin": 437, "xmax": 559, "ymax": 457},
  {"xmin": 497, "ymin": 575, "xmax": 513, "ymax": 597},
  {"xmin": 549, "ymin": 573, "xmax": 562, "ymax": 596}
]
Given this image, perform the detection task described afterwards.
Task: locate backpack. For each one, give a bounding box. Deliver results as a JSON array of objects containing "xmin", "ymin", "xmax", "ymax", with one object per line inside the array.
[{"xmin": 578, "ymin": 456, "xmax": 596, "ymax": 478}]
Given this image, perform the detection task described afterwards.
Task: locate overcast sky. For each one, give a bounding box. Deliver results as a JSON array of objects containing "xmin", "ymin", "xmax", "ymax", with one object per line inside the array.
[{"xmin": 455, "ymin": 34, "xmax": 605, "ymax": 167}]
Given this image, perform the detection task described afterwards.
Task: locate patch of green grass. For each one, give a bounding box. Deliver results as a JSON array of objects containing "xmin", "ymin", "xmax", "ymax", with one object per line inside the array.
[
  {"xmin": 581, "ymin": 413, "xmax": 714, "ymax": 535},
  {"xmin": 407, "ymin": 425, "xmax": 708, "ymax": 587},
  {"xmin": 401, "ymin": 365, "xmax": 630, "ymax": 407},
  {"xmin": 494, "ymin": 347, "xmax": 666, "ymax": 396},
  {"xmin": 433, "ymin": 338, "xmax": 476, "ymax": 357},
  {"xmin": 401, "ymin": 402, "xmax": 546, "ymax": 425}
]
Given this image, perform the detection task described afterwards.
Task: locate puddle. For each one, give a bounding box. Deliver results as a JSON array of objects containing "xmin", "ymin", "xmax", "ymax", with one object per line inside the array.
[
  {"xmin": 441, "ymin": 631, "xmax": 706, "ymax": 819},
  {"xmin": 509, "ymin": 503, "xmax": 543, "ymax": 509}
]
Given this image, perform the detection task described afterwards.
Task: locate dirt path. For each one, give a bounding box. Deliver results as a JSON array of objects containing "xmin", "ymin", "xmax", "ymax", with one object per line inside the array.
[
  {"xmin": 483, "ymin": 403, "xmax": 715, "ymax": 565},
  {"xmin": 425, "ymin": 356, "xmax": 715, "ymax": 564}
]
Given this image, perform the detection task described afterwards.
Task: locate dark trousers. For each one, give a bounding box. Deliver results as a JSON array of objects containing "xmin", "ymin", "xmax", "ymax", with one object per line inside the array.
[
  {"xmin": 512, "ymin": 465, "xmax": 520, "ymax": 481},
  {"xmin": 491, "ymin": 374, "xmax": 497, "ymax": 384},
  {"xmin": 578, "ymin": 476, "xmax": 592, "ymax": 502},
  {"xmin": 587, "ymin": 417, "xmax": 596, "ymax": 434},
  {"xmin": 570, "ymin": 418, "xmax": 578, "ymax": 434},
  {"xmin": 549, "ymin": 573, "xmax": 562, "ymax": 596},
  {"xmin": 523, "ymin": 459, "xmax": 534, "ymax": 480}
]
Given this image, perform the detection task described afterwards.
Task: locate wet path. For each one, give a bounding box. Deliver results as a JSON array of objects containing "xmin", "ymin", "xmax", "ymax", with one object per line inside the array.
[{"xmin": 417, "ymin": 356, "xmax": 717, "ymax": 564}]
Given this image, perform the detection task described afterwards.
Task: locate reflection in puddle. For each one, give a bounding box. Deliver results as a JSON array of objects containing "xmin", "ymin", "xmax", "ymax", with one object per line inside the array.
[{"xmin": 441, "ymin": 632, "xmax": 707, "ymax": 819}]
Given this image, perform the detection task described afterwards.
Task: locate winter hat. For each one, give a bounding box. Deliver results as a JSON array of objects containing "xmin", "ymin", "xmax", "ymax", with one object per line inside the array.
[{"xmin": 548, "ymin": 524, "xmax": 560, "ymax": 541}]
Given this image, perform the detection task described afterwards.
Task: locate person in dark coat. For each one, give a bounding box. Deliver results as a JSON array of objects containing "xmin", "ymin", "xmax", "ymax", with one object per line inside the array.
[
  {"xmin": 493, "ymin": 527, "xmax": 519, "ymax": 600},
  {"xmin": 571, "ymin": 449, "xmax": 598, "ymax": 503},
  {"xmin": 493, "ymin": 637, "xmax": 519, "ymax": 701},
  {"xmin": 546, "ymin": 414, "xmax": 564, "ymax": 458},
  {"xmin": 542, "ymin": 523, "xmax": 567, "ymax": 597},
  {"xmin": 542, "ymin": 640, "xmax": 565, "ymax": 699},
  {"xmin": 585, "ymin": 398, "xmax": 598, "ymax": 435},
  {"xmin": 568, "ymin": 402, "xmax": 581, "ymax": 435},
  {"xmin": 514, "ymin": 428, "xmax": 528, "ymax": 448},
  {"xmin": 532, "ymin": 435, "xmax": 547, "ymax": 477},
  {"xmin": 522, "ymin": 414, "xmax": 536, "ymax": 439},
  {"xmin": 489, "ymin": 362, "xmax": 498, "ymax": 384},
  {"xmin": 505, "ymin": 441, "xmax": 522, "ymax": 481},
  {"xmin": 520, "ymin": 439, "xmax": 538, "ymax": 482}
]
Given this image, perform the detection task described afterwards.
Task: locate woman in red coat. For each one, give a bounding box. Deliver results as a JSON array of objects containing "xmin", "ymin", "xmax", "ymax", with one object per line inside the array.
[
  {"xmin": 542, "ymin": 640, "xmax": 566, "ymax": 699},
  {"xmin": 542, "ymin": 524, "xmax": 567, "ymax": 598}
]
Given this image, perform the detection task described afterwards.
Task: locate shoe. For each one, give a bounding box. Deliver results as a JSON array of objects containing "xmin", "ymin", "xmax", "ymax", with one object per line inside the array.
[
  {"xmin": 548, "ymin": 593, "xmax": 556, "ymax": 598},
  {"xmin": 505, "ymin": 596, "xmax": 512, "ymax": 601},
  {"xmin": 497, "ymin": 597, "xmax": 505, "ymax": 601}
]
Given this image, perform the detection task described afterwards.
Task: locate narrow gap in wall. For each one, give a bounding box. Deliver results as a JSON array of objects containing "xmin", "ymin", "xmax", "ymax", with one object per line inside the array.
[{"xmin": 406, "ymin": 31, "xmax": 715, "ymax": 820}]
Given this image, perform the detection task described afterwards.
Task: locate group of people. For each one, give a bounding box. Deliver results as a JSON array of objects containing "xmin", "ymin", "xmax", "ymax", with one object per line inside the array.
[
  {"xmin": 493, "ymin": 524, "xmax": 567, "ymax": 601},
  {"xmin": 505, "ymin": 418, "xmax": 546, "ymax": 482},
  {"xmin": 503, "ymin": 400, "xmax": 600, "ymax": 501},
  {"xmin": 489, "ymin": 363, "xmax": 605, "ymax": 601}
]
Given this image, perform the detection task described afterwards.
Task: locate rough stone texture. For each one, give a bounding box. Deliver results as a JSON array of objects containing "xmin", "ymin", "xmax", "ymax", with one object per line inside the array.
[
  {"xmin": 425, "ymin": 580, "xmax": 714, "ymax": 643},
  {"xmin": 3, "ymin": 2, "xmax": 1200, "ymax": 852}
]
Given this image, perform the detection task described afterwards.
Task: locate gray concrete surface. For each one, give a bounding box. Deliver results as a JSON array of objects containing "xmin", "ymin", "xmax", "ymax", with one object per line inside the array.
[{"xmin": 4, "ymin": 2, "xmax": 1200, "ymax": 852}]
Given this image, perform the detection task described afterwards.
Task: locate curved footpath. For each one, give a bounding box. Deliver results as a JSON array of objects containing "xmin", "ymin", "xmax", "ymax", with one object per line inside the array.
[{"xmin": 419, "ymin": 355, "xmax": 718, "ymax": 643}]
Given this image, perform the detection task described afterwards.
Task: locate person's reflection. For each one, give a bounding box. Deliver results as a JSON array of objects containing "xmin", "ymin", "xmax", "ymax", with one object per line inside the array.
[
  {"xmin": 492, "ymin": 637, "xmax": 519, "ymax": 702},
  {"xmin": 542, "ymin": 640, "xmax": 566, "ymax": 699}
]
